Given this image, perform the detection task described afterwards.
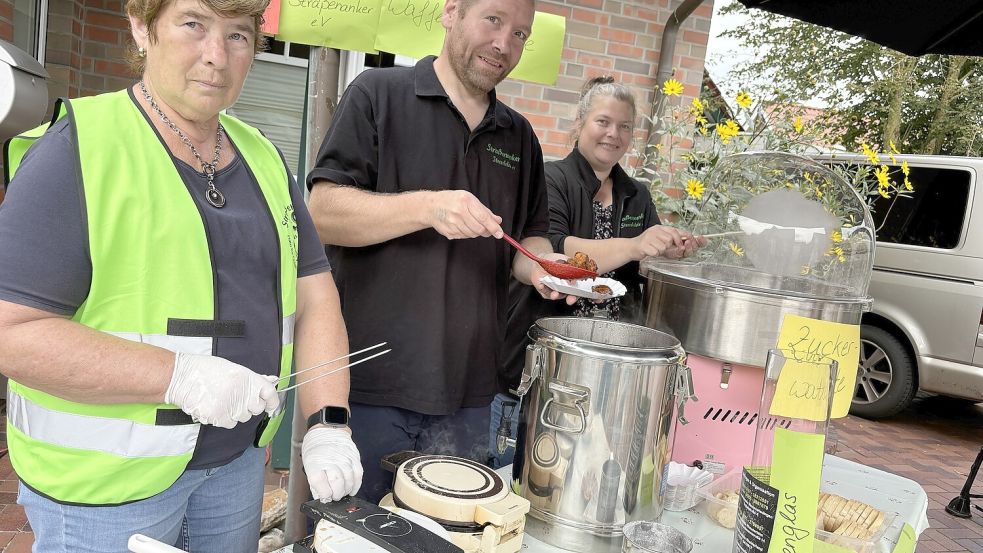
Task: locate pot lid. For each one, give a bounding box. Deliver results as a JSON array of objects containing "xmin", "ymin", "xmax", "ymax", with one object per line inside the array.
[{"xmin": 393, "ymin": 455, "xmax": 509, "ymax": 524}]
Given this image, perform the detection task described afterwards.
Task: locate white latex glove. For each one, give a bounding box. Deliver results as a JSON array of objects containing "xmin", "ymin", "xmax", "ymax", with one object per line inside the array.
[
  {"xmin": 165, "ymin": 352, "xmax": 280, "ymax": 429},
  {"xmin": 302, "ymin": 426, "xmax": 363, "ymax": 502}
]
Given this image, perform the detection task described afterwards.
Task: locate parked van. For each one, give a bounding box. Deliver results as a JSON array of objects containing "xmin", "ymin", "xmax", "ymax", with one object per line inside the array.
[{"xmin": 815, "ymin": 153, "xmax": 983, "ymax": 418}]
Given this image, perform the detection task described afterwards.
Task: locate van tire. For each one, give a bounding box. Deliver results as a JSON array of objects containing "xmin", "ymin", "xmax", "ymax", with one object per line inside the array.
[{"xmin": 850, "ymin": 325, "xmax": 917, "ymax": 419}]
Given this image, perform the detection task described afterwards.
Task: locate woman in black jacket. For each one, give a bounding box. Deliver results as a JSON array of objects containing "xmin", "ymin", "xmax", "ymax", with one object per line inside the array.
[{"xmin": 490, "ymin": 77, "xmax": 704, "ymax": 468}]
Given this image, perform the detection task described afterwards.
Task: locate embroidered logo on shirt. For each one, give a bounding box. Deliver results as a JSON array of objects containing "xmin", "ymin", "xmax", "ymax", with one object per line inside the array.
[
  {"xmin": 621, "ymin": 213, "xmax": 644, "ymax": 229},
  {"xmin": 486, "ymin": 144, "xmax": 520, "ymax": 170}
]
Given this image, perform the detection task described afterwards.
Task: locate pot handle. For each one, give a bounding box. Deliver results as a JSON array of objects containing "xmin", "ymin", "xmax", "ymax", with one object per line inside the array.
[
  {"xmin": 513, "ymin": 344, "xmax": 545, "ymax": 397},
  {"xmin": 539, "ymin": 380, "xmax": 591, "ymax": 435},
  {"xmin": 675, "ymin": 363, "xmax": 698, "ymax": 425}
]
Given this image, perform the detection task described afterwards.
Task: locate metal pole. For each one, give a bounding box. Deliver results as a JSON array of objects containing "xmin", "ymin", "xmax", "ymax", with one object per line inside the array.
[
  {"xmin": 283, "ymin": 45, "xmax": 341, "ymax": 545},
  {"xmin": 644, "ymin": 0, "xmax": 706, "ymax": 157}
]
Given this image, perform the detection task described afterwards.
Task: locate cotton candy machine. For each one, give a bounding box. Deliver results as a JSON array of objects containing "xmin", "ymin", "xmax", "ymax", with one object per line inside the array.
[{"xmin": 642, "ymin": 151, "xmax": 876, "ymax": 474}]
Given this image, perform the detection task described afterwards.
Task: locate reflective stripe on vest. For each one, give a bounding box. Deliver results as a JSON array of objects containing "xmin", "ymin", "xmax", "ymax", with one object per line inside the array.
[
  {"xmin": 7, "ymin": 389, "xmax": 198, "ymax": 458},
  {"xmin": 4, "ymin": 90, "xmax": 298, "ymax": 505}
]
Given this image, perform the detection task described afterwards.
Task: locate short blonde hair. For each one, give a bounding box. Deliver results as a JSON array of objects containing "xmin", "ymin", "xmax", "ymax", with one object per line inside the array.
[{"xmin": 125, "ymin": 0, "xmax": 269, "ymax": 73}]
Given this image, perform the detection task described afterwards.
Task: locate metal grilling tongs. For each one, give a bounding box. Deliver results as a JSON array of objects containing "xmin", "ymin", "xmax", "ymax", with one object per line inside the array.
[{"xmin": 253, "ymin": 342, "xmax": 391, "ymax": 444}]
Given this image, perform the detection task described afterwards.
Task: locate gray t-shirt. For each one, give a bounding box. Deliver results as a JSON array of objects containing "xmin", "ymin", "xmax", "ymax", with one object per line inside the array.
[{"xmin": 0, "ymin": 114, "xmax": 330, "ymax": 469}]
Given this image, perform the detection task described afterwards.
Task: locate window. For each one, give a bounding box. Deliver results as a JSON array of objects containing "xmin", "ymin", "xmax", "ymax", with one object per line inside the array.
[
  {"xmin": 12, "ymin": 0, "xmax": 47, "ymax": 63},
  {"xmin": 867, "ymin": 165, "xmax": 971, "ymax": 249}
]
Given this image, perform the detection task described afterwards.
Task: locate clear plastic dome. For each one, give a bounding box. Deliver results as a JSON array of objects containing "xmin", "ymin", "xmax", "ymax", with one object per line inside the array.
[{"xmin": 642, "ymin": 151, "xmax": 875, "ymax": 301}]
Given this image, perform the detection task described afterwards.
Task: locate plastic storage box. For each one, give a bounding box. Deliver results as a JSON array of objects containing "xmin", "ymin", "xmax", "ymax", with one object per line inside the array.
[{"xmin": 695, "ymin": 471, "xmax": 897, "ymax": 553}]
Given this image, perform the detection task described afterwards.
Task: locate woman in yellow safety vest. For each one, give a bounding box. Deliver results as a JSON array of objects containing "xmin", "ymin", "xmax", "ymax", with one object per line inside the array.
[{"xmin": 0, "ymin": 0, "xmax": 361, "ymax": 549}]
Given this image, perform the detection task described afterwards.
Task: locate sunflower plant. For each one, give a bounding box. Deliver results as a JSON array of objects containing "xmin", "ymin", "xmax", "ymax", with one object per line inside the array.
[{"xmin": 631, "ymin": 82, "xmax": 914, "ymax": 239}]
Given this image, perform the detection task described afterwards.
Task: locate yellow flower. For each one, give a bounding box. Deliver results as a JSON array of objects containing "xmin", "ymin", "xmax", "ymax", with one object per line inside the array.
[
  {"xmin": 874, "ymin": 165, "xmax": 890, "ymax": 189},
  {"xmin": 901, "ymin": 160, "xmax": 910, "ymax": 176},
  {"xmin": 904, "ymin": 177, "xmax": 913, "ymax": 191},
  {"xmin": 690, "ymin": 97, "xmax": 704, "ymax": 115},
  {"xmin": 728, "ymin": 242, "xmax": 744, "ymax": 256},
  {"xmin": 686, "ymin": 178, "xmax": 705, "ymax": 199},
  {"xmin": 716, "ymin": 119, "xmax": 740, "ymax": 145},
  {"xmin": 793, "ymin": 116, "xmax": 804, "ymax": 134},
  {"xmin": 695, "ymin": 115, "xmax": 708, "ymax": 126},
  {"xmin": 800, "ymin": 265, "xmax": 811, "ymax": 275},
  {"xmin": 889, "ymin": 141, "xmax": 899, "ymax": 154},
  {"xmin": 736, "ymin": 91, "xmax": 753, "ymax": 109},
  {"xmin": 698, "ymin": 125, "xmax": 708, "ymax": 136},
  {"xmin": 861, "ymin": 143, "xmax": 880, "ymax": 165},
  {"xmin": 878, "ymin": 186, "xmax": 891, "ymax": 198},
  {"xmin": 814, "ymin": 187, "xmax": 823, "ymax": 198},
  {"xmin": 831, "ymin": 230, "xmax": 843, "ymax": 243},
  {"xmin": 826, "ymin": 246, "xmax": 845, "ymax": 263},
  {"xmin": 662, "ymin": 79, "xmax": 684, "ymax": 96},
  {"xmin": 655, "ymin": 143, "xmax": 664, "ymax": 152}
]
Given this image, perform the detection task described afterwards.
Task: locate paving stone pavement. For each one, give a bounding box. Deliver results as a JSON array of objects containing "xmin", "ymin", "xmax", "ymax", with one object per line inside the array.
[{"xmin": 0, "ymin": 395, "xmax": 980, "ymax": 552}]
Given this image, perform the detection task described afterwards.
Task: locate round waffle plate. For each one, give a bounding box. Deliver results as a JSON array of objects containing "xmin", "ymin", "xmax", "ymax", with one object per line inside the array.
[{"xmin": 393, "ymin": 455, "xmax": 509, "ymax": 524}]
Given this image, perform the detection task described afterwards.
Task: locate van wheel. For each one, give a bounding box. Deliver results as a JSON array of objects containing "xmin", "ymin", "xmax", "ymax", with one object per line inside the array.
[{"xmin": 850, "ymin": 325, "xmax": 917, "ymax": 419}]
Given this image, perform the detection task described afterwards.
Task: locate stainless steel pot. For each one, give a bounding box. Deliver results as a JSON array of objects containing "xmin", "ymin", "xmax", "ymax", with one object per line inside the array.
[
  {"xmin": 513, "ymin": 318, "xmax": 694, "ymax": 553},
  {"xmin": 642, "ymin": 261, "xmax": 872, "ymax": 367}
]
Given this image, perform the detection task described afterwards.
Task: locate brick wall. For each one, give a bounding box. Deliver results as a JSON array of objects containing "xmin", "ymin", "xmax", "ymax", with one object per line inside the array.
[
  {"xmin": 43, "ymin": 0, "xmax": 134, "ymax": 113},
  {"xmin": 29, "ymin": 0, "xmax": 710, "ymax": 160},
  {"xmin": 0, "ymin": 0, "xmax": 13, "ymax": 41},
  {"xmin": 497, "ymin": 0, "xmax": 713, "ymax": 161}
]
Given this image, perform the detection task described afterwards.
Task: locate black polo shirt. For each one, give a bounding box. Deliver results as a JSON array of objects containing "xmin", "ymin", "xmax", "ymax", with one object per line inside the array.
[
  {"xmin": 307, "ymin": 56, "xmax": 549, "ymax": 415},
  {"xmin": 500, "ymin": 147, "xmax": 661, "ymax": 393}
]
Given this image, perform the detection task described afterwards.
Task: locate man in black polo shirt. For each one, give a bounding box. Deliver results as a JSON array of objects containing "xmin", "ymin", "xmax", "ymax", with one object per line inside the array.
[{"xmin": 307, "ymin": 0, "xmax": 573, "ymax": 502}]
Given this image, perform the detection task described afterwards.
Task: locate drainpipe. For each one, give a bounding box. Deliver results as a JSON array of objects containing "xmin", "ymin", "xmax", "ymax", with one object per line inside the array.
[
  {"xmin": 645, "ymin": 0, "xmax": 707, "ymax": 155},
  {"xmin": 283, "ymin": 45, "xmax": 341, "ymax": 546}
]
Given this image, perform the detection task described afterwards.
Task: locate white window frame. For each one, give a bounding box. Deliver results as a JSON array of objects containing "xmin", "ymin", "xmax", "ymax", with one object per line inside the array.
[{"xmin": 256, "ymin": 39, "xmax": 309, "ymax": 68}]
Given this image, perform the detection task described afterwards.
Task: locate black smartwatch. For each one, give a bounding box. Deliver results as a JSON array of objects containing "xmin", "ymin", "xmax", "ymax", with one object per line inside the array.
[{"xmin": 307, "ymin": 406, "xmax": 350, "ymax": 430}]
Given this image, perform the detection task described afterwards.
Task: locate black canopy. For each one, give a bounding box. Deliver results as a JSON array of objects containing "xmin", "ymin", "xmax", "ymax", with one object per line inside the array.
[{"xmin": 737, "ymin": 1, "xmax": 983, "ymax": 57}]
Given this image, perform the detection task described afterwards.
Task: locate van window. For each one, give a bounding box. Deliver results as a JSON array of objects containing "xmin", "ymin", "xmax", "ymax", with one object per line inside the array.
[{"xmin": 867, "ymin": 166, "xmax": 971, "ymax": 249}]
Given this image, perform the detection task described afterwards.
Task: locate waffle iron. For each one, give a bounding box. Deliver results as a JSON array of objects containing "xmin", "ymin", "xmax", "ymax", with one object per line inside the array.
[{"xmin": 378, "ymin": 451, "xmax": 530, "ymax": 553}]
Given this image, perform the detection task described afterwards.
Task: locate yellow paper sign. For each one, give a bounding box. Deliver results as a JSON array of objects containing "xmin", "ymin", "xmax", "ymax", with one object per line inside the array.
[
  {"xmin": 891, "ymin": 523, "xmax": 916, "ymax": 553},
  {"xmin": 776, "ymin": 314, "xmax": 860, "ymax": 419},
  {"xmin": 508, "ymin": 12, "xmax": 565, "ymax": 85},
  {"xmin": 374, "ymin": 0, "xmax": 445, "ymax": 59},
  {"xmin": 769, "ymin": 357, "xmax": 835, "ymax": 422},
  {"xmin": 276, "ymin": 0, "xmax": 382, "ymax": 52},
  {"xmin": 373, "ymin": 9, "xmax": 564, "ymax": 85},
  {"xmin": 767, "ymin": 427, "xmax": 824, "ymax": 553}
]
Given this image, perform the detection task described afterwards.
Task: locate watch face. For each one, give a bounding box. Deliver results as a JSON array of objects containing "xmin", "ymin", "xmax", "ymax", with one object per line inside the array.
[
  {"xmin": 309, "ymin": 406, "xmax": 350, "ymax": 429},
  {"xmin": 322, "ymin": 406, "xmax": 349, "ymax": 425}
]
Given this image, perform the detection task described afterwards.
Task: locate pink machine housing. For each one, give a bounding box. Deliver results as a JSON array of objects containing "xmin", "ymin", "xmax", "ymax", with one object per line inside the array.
[{"xmin": 670, "ymin": 353, "xmax": 791, "ymax": 475}]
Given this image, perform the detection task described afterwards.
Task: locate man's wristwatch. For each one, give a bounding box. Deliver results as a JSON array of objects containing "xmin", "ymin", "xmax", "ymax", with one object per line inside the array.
[{"xmin": 307, "ymin": 406, "xmax": 351, "ymax": 430}]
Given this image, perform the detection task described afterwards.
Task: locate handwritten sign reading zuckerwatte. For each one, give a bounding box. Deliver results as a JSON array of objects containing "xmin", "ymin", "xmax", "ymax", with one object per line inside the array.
[
  {"xmin": 275, "ymin": 0, "xmax": 382, "ymax": 53},
  {"xmin": 372, "ymin": 7, "xmax": 565, "ymax": 85},
  {"xmin": 775, "ymin": 314, "xmax": 860, "ymax": 419},
  {"xmin": 768, "ymin": 357, "xmax": 834, "ymax": 422}
]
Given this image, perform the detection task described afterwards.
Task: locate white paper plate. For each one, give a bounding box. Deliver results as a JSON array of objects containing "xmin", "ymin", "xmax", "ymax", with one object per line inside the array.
[{"xmin": 539, "ymin": 276, "xmax": 627, "ymax": 300}]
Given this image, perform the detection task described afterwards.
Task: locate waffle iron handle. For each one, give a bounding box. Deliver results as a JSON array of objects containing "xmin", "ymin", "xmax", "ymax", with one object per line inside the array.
[{"xmin": 380, "ymin": 450, "xmax": 424, "ymax": 474}]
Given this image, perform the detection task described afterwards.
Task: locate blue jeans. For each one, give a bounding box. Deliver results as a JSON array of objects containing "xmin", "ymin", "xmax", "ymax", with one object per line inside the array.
[
  {"xmin": 487, "ymin": 392, "xmax": 521, "ymax": 469},
  {"xmin": 349, "ymin": 402, "xmax": 491, "ymax": 504},
  {"xmin": 19, "ymin": 446, "xmax": 265, "ymax": 553}
]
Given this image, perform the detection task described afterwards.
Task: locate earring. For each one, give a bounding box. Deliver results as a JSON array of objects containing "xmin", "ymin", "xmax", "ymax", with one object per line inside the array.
[{"xmin": 138, "ymin": 47, "xmax": 146, "ymax": 58}]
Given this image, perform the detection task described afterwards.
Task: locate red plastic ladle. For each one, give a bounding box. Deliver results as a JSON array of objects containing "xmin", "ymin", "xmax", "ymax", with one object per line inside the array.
[{"xmin": 501, "ymin": 233, "xmax": 598, "ymax": 280}]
